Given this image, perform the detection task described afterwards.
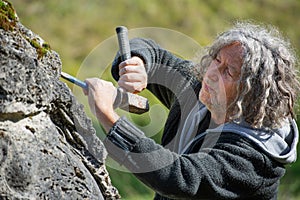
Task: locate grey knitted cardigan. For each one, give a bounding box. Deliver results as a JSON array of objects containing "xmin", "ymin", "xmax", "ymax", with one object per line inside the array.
[{"xmin": 103, "ymin": 38, "xmax": 296, "ymax": 200}]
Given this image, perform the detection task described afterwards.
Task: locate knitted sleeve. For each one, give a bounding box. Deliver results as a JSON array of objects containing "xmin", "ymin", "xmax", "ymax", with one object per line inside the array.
[
  {"xmin": 103, "ymin": 117, "xmax": 280, "ymax": 199},
  {"xmin": 111, "ymin": 38, "xmax": 198, "ymax": 109}
]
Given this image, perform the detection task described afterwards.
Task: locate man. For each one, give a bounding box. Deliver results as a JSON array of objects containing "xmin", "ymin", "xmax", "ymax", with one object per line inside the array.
[{"xmin": 84, "ymin": 22, "xmax": 299, "ymax": 199}]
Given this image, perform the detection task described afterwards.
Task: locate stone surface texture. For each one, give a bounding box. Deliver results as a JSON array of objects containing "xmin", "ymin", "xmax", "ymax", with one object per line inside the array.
[{"xmin": 0, "ymin": 1, "xmax": 120, "ymax": 199}]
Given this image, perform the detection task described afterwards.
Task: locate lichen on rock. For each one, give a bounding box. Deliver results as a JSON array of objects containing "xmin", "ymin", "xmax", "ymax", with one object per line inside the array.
[{"xmin": 0, "ymin": 0, "xmax": 120, "ymax": 199}]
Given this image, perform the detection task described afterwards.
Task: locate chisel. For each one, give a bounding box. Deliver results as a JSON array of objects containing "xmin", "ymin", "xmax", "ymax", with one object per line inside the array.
[{"xmin": 60, "ymin": 71, "xmax": 149, "ymax": 114}]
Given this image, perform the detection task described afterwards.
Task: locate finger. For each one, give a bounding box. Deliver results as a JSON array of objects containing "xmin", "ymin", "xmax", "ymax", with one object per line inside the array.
[
  {"xmin": 117, "ymin": 80, "xmax": 137, "ymax": 93},
  {"xmin": 83, "ymin": 79, "xmax": 92, "ymax": 95},
  {"xmin": 119, "ymin": 73, "xmax": 146, "ymax": 82},
  {"xmin": 119, "ymin": 66, "xmax": 128, "ymax": 76},
  {"xmin": 119, "ymin": 59, "xmax": 139, "ymax": 69},
  {"xmin": 119, "ymin": 65, "xmax": 146, "ymax": 76},
  {"xmin": 119, "ymin": 64, "xmax": 141, "ymax": 77},
  {"xmin": 84, "ymin": 78, "xmax": 102, "ymax": 93},
  {"xmin": 84, "ymin": 78, "xmax": 97, "ymax": 86},
  {"xmin": 119, "ymin": 56, "xmax": 144, "ymax": 69},
  {"xmin": 82, "ymin": 86, "xmax": 89, "ymax": 96},
  {"xmin": 118, "ymin": 79, "xmax": 146, "ymax": 93}
]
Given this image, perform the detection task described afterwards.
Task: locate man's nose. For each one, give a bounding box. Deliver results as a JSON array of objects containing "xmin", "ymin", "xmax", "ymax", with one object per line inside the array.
[{"xmin": 206, "ymin": 63, "xmax": 219, "ymax": 82}]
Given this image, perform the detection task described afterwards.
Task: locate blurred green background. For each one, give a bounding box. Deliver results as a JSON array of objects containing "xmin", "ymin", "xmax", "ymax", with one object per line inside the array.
[{"xmin": 9, "ymin": 0, "xmax": 300, "ymax": 199}]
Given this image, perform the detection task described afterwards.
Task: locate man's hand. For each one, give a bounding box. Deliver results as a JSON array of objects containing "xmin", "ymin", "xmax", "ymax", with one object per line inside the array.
[
  {"xmin": 118, "ymin": 56, "xmax": 147, "ymax": 93},
  {"xmin": 83, "ymin": 78, "xmax": 120, "ymax": 132}
]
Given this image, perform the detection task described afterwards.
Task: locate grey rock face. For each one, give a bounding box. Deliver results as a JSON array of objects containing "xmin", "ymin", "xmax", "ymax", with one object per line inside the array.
[{"xmin": 0, "ymin": 1, "xmax": 120, "ymax": 199}]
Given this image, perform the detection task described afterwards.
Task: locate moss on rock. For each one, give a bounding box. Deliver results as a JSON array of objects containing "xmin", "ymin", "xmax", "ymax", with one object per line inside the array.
[
  {"xmin": 29, "ymin": 38, "xmax": 51, "ymax": 59},
  {"xmin": 0, "ymin": 0, "xmax": 51, "ymax": 59},
  {"xmin": 0, "ymin": 0, "xmax": 17, "ymax": 31}
]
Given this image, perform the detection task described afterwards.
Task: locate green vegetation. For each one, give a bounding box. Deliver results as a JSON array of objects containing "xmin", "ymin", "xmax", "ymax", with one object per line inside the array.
[
  {"xmin": 0, "ymin": 0, "xmax": 17, "ymax": 31},
  {"xmin": 28, "ymin": 38, "xmax": 51, "ymax": 59},
  {"xmin": 0, "ymin": 0, "xmax": 50, "ymax": 59},
  {"xmin": 8, "ymin": 0, "xmax": 300, "ymax": 199}
]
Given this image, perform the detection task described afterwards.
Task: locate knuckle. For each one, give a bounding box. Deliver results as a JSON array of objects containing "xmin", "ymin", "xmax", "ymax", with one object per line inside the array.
[
  {"xmin": 119, "ymin": 61, "xmax": 126, "ymax": 68},
  {"xmin": 124, "ymin": 60, "xmax": 133, "ymax": 66},
  {"xmin": 120, "ymin": 74, "xmax": 129, "ymax": 81},
  {"xmin": 126, "ymin": 74, "xmax": 133, "ymax": 80}
]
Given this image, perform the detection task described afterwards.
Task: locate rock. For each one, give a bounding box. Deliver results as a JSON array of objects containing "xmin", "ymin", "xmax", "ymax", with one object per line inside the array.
[{"xmin": 0, "ymin": 0, "xmax": 120, "ymax": 199}]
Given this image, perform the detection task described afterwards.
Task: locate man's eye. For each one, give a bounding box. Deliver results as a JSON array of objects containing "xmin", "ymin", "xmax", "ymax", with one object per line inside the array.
[
  {"xmin": 226, "ymin": 68, "xmax": 233, "ymax": 77},
  {"xmin": 215, "ymin": 57, "xmax": 221, "ymax": 63}
]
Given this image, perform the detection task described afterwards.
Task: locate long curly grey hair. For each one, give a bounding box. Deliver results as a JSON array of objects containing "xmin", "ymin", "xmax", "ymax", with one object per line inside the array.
[{"xmin": 197, "ymin": 22, "xmax": 300, "ymax": 129}]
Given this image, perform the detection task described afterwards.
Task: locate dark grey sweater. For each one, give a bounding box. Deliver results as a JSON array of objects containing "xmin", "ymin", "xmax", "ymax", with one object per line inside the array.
[{"xmin": 104, "ymin": 38, "xmax": 298, "ymax": 199}]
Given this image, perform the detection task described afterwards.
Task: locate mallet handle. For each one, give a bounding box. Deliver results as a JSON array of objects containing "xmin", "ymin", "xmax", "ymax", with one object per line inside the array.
[{"xmin": 115, "ymin": 26, "xmax": 149, "ymax": 114}]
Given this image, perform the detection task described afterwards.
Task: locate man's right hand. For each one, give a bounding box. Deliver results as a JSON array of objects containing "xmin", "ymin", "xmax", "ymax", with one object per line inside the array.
[{"xmin": 118, "ymin": 56, "xmax": 147, "ymax": 93}]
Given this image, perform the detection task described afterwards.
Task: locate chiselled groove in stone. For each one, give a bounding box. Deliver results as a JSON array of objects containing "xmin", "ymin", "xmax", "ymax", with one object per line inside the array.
[{"xmin": 0, "ymin": 110, "xmax": 43, "ymax": 122}]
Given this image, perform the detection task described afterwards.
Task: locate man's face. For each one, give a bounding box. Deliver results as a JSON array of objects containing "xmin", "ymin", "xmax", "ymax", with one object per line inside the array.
[{"xmin": 199, "ymin": 42, "xmax": 243, "ymax": 123}]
